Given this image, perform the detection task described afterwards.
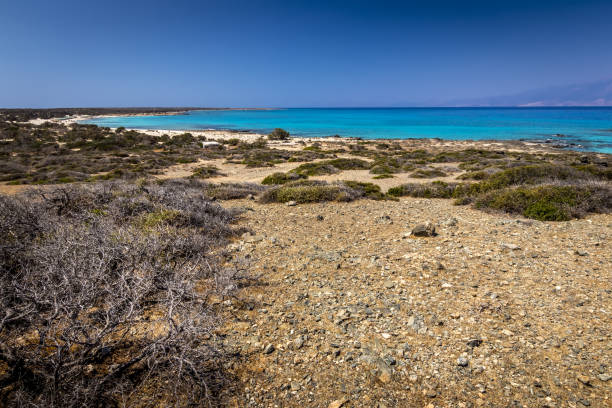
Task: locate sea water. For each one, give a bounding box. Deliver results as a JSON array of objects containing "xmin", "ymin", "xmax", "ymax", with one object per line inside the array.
[{"xmin": 82, "ymin": 107, "xmax": 612, "ymax": 153}]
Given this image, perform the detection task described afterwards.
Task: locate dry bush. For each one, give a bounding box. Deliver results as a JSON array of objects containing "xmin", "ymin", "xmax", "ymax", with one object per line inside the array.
[{"xmin": 0, "ymin": 181, "xmax": 246, "ymax": 407}]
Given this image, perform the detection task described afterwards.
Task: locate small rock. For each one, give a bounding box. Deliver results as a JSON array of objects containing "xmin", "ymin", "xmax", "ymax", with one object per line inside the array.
[
  {"xmin": 378, "ymin": 371, "xmax": 392, "ymax": 383},
  {"xmin": 316, "ymin": 215, "xmax": 324, "ymax": 221},
  {"xmin": 501, "ymin": 329, "xmax": 514, "ymax": 336},
  {"xmin": 467, "ymin": 339, "xmax": 483, "ymax": 348},
  {"xmin": 263, "ymin": 344, "xmax": 275, "ymax": 354},
  {"xmin": 598, "ymin": 373, "xmax": 611, "ymax": 382},
  {"xmin": 575, "ymin": 250, "xmax": 588, "ymax": 256},
  {"xmin": 577, "ymin": 375, "xmax": 591, "ymax": 386},
  {"xmin": 411, "ymin": 222, "xmax": 436, "ymax": 237},
  {"xmin": 442, "ymin": 217, "xmax": 458, "ymax": 227},
  {"xmin": 383, "ymin": 280, "xmax": 395, "ymax": 289},
  {"xmin": 457, "ymin": 356, "xmax": 469, "ymax": 367},
  {"xmin": 424, "ymin": 389, "xmax": 437, "ymax": 398},
  {"xmin": 293, "ymin": 336, "xmax": 305, "ymax": 350},
  {"xmin": 328, "ymin": 398, "xmax": 349, "ymax": 408},
  {"xmin": 375, "ymin": 215, "xmax": 393, "ymax": 224},
  {"xmin": 501, "ymin": 243, "xmax": 521, "ymax": 250},
  {"xmin": 286, "ymin": 201, "xmax": 297, "ymax": 206}
]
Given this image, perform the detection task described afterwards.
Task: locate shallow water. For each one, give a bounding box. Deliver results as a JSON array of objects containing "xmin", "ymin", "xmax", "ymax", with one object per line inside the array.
[{"xmin": 82, "ymin": 107, "xmax": 612, "ymax": 153}]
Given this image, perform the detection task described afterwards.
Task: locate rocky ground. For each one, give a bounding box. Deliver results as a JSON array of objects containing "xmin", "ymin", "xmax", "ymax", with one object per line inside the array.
[{"xmin": 218, "ymin": 197, "xmax": 611, "ymax": 407}]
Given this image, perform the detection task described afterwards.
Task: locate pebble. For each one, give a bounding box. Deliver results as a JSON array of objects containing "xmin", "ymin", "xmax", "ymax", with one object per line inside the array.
[
  {"xmin": 263, "ymin": 344, "xmax": 275, "ymax": 354},
  {"xmin": 328, "ymin": 398, "xmax": 348, "ymax": 408},
  {"xmin": 457, "ymin": 356, "xmax": 469, "ymax": 367},
  {"xmin": 577, "ymin": 375, "xmax": 591, "ymax": 386}
]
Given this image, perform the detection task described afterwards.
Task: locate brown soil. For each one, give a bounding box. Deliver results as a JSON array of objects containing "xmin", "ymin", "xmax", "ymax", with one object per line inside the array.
[{"xmin": 219, "ymin": 197, "xmax": 612, "ymax": 407}]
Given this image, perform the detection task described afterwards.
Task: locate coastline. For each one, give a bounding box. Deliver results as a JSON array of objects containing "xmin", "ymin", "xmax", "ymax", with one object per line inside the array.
[{"xmin": 28, "ymin": 113, "xmax": 610, "ymax": 155}]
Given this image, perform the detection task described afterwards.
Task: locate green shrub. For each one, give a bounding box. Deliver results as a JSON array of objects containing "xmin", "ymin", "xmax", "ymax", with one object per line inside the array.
[
  {"xmin": 474, "ymin": 184, "xmax": 612, "ymax": 221},
  {"xmin": 572, "ymin": 164, "xmax": 612, "ymax": 180},
  {"xmin": 369, "ymin": 156, "xmax": 412, "ymax": 174},
  {"xmin": 268, "ymin": 128, "xmax": 290, "ymax": 140},
  {"xmin": 191, "ymin": 165, "xmax": 224, "ymax": 179},
  {"xmin": 137, "ymin": 209, "xmax": 181, "ymax": 229},
  {"xmin": 204, "ymin": 182, "xmax": 268, "ymax": 200},
  {"xmin": 291, "ymin": 162, "xmax": 338, "ymax": 176},
  {"xmin": 387, "ymin": 181, "xmax": 458, "ymax": 198},
  {"xmin": 342, "ymin": 180, "xmax": 385, "ymax": 200},
  {"xmin": 260, "ymin": 180, "xmax": 362, "ymax": 203},
  {"xmin": 261, "ymin": 171, "xmax": 307, "ymax": 185},
  {"xmin": 410, "ymin": 168, "xmax": 447, "ymax": 178},
  {"xmin": 291, "ymin": 158, "xmax": 370, "ymax": 176},
  {"xmin": 326, "ymin": 158, "xmax": 371, "ymax": 170},
  {"xmin": 225, "ymin": 138, "xmax": 241, "ymax": 146},
  {"xmin": 458, "ymin": 170, "xmax": 491, "ymax": 180},
  {"xmin": 473, "ymin": 164, "xmax": 590, "ymax": 193}
]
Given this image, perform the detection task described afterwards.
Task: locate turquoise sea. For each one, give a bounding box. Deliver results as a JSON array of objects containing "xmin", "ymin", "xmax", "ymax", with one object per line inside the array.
[{"xmin": 82, "ymin": 108, "xmax": 612, "ymax": 153}]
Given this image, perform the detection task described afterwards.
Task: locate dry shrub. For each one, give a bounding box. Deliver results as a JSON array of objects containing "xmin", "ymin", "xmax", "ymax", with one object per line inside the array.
[{"xmin": 0, "ymin": 181, "xmax": 247, "ymax": 407}]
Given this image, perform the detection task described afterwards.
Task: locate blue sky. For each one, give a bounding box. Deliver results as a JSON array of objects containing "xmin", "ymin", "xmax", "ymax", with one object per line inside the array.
[{"xmin": 1, "ymin": 0, "xmax": 611, "ymax": 107}]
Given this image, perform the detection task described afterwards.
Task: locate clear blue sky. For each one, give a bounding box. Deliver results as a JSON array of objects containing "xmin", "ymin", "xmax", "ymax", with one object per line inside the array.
[{"xmin": 2, "ymin": 0, "xmax": 611, "ymax": 107}]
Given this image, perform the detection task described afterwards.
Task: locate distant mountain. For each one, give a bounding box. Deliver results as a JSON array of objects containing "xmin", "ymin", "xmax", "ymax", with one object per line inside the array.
[{"xmin": 448, "ymin": 79, "xmax": 612, "ymax": 107}]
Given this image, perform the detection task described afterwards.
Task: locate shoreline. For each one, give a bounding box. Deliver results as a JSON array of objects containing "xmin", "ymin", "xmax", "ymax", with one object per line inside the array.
[{"xmin": 27, "ymin": 112, "xmax": 612, "ymax": 155}]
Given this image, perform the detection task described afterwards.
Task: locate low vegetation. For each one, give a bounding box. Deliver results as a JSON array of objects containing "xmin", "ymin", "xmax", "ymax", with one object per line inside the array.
[
  {"xmin": 475, "ymin": 183, "xmax": 612, "ymax": 221},
  {"xmin": 388, "ymin": 181, "xmax": 458, "ymax": 199},
  {"xmin": 191, "ymin": 164, "xmax": 224, "ymax": 178},
  {"xmin": 290, "ymin": 158, "xmax": 371, "ymax": 176},
  {"xmin": 0, "ymin": 121, "xmax": 216, "ymax": 184},
  {"xmin": 267, "ymin": 128, "xmax": 290, "ymax": 141},
  {"xmin": 261, "ymin": 171, "xmax": 307, "ymax": 185},
  {"xmin": 342, "ymin": 180, "xmax": 387, "ymax": 200},
  {"xmin": 260, "ymin": 179, "xmax": 391, "ymax": 203},
  {"xmin": 260, "ymin": 180, "xmax": 362, "ymax": 203},
  {"xmin": 0, "ymin": 180, "xmax": 249, "ymax": 406},
  {"xmin": 388, "ymin": 164, "xmax": 612, "ymax": 220},
  {"xmin": 1, "ymin": 114, "xmax": 610, "ymax": 222},
  {"xmin": 409, "ymin": 168, "xmax": 448, "ymax": 178}
]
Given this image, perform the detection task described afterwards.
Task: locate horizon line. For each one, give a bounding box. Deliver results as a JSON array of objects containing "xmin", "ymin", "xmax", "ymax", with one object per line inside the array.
[{"xmin": 3, "ymin": 105, "xmax": 612, "ymax": 110}]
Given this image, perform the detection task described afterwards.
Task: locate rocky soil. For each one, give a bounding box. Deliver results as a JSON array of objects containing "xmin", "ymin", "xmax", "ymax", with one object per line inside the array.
[{"xmin": 218, "ymin": 197, "xmax": 611, "ymax": 407}]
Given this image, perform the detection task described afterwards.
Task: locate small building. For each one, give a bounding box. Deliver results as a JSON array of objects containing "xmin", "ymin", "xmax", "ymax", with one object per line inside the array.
[{"xmin": 202, "ymin": 141, "xmax": 221, "ymax": 148}]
